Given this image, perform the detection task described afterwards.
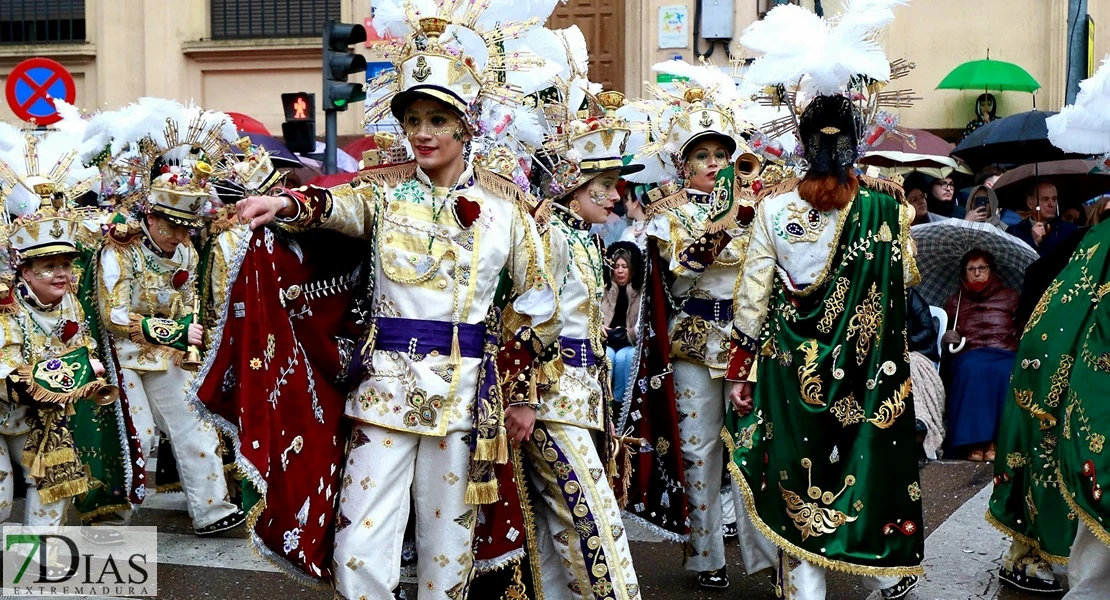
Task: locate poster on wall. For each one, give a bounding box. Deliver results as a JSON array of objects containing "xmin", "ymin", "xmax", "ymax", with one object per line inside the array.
[{"xmin": 658, "ymin": 5, "xmax": 689, "ymax": 49}]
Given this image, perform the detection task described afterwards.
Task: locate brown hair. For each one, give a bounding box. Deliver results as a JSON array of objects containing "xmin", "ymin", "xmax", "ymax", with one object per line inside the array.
[
  {"xmin": 960, "ymin": 248, "xmax": 996, "ymax": 280},
  {"xmin": 798, "ymin": 172, "xmax": 859, "ymax": 212}
]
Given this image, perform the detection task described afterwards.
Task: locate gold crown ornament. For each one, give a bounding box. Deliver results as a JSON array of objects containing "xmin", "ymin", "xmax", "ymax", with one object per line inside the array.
[
  {"xmin": 542, "ymin": 90, "xmax": 643, "ymax": 199},
  {"xmin": 363, "ymin": 1, "xmax": 548, "ymax": 130}
]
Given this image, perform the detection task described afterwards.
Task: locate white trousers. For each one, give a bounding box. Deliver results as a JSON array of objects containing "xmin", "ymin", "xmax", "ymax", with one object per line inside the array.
[
  {"xmin": 0, "ymin": 432, "xmax": 69, "ymax": 527},
  {"xmin": 1065, "ymin": 522, "xmax": 1110, "ymax": 599},
  {"xmin": 334, "ymin": 423, "xmax": 475, "ymax": 600},
  {"xmin": 523, "ymin": 421, "xmax": 640, "ymax": 599},
  {"xmin": 121, "ymin": 367, "xmax": 236, "ymax": 528},
  {"xmin": 673, "ymin": 359, "xmax": 727, "ymax": 572},
  {"xmin": 775, "ymin": 552, "xmax": 901, "ymax": 600}
]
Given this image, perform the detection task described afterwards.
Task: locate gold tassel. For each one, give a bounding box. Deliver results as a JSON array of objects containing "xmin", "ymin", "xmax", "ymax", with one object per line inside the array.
[
  {"xmin": 449, "ymin": 324, "xmax": 462, "ymax": 366},
  {"xmin": 465, "ymin": 479, "xmax": 501, "ymax": 505},
  {"xmin": 22, "ymin": 447, "xmax": 77, "ymax": 471},
  {"xmin": 474, "ymin": 428, "xmax": 509, "ymax": 464},
  {"xmin": 537, "ymin": 357, "xmax": 564, "ymax": 387},
  {"xmin": 28, "ymin": 451, "xmax": 45, "ymax": 478}
]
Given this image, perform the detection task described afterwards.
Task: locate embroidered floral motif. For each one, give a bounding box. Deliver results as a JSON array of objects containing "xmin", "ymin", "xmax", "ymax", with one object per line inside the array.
[
  {"xmin": 831, "ymin": 395, "xmax": 866, "ymax": 426},
  {"xmin": 907, "ymin": 482, "xmax": 921, "ymax": 501},
  {"xmin": 774, "ymin": 201, "xmax": 828, "ymax": 244},
  {"xmin": 402, "ymin": 389, "xmax": 444, "ymax": 428},
  {"xmin": 846, "ymin": 283, "xmax": 884, "ymax": 365},
  {"xmin": 817, "ymin": 277, "xmax": 850, "ymax": 333},
  {"xmin": 1007, "ymin": 453, "xmax": 1027, "ymax": 469},
  {"xmin": 867, "ymin": 379, "xmax": 910, "ymax": 429},
  {"xmin": 796, "ymin": 339, "xmax": 825, "ymax": 406}
]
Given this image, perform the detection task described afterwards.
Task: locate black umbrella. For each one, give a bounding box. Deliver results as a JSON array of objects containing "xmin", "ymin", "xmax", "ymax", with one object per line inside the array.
[{"xmin": 951, "ymin": 110, "xmax": 1087, "ymax": 171}]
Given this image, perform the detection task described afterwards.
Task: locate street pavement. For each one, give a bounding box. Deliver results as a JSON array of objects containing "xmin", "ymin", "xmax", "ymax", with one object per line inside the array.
[{"xmin": 0, "ymin": 459, "xmax": 1063, "ymax": 599}]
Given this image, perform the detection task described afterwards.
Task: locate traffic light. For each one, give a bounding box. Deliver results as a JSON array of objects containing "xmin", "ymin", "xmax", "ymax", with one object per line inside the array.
[
  {"xmin": 280, "ymin": 92, "xmax": 316, "ymax": 154},
  {"xmin": 323, "ymin": 20, "xmax": 367, "ymax": 111}
]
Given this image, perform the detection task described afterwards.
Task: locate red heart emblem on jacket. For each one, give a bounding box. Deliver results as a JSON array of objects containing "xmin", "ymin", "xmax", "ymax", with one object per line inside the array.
[
  {"xmin": 735, "ymin": 204, "xmax": 756, "ymax": 226},
  {"xmin": 60, "ymin": 320, "xmax": 79, "ymax": 343},
  {"xmin": 172, "ymin": 270, "xmax": 190, "ymax": 289},
  {"xmin": 453, "ymin": 196, "xmax": 481, "ymax": 229}
]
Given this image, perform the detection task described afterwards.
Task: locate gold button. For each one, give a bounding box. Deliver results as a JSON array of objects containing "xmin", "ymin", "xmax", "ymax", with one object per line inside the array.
[
  {"xmin": 385, "ymin": 234, "xmax": 394, "ymax": 243},
  {"xmin": 386, "ymin": 267, "xmax": 396, "ymax": 275},
  {"xmin": 437, "ymin": 279, "xmax": 448, "ymax": 289}
]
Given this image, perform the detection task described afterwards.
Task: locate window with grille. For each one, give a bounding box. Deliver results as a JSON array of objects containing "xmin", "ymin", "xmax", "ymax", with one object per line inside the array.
[
  {"xmin": 210, "ymin": 0, "xmax": 342, "ymax": 40},
  {"xmin": 0, "ymin": 0, "xmax": 86, "ymax": 44}
]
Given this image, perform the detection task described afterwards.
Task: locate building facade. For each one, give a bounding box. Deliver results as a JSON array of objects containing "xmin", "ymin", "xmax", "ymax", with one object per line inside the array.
[{"xmin": 0, "ymin": 0, "xmax": 1107, "ymax": 139}]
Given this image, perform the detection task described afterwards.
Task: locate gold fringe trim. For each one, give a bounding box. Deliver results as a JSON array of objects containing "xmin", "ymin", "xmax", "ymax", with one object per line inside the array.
[
  {"xmin": 127, "ymin": 315, "xmax": 187, "ymax": 364},
  {"xmin": 38, "ymin": 476, "xmax": 89, "ymax": 505},
  {"xmin": 532, "ymin": 199, "xmax": 554, "ymax": 233},
  {"xmin": 465, "ymin": 479, "xmax": 501, "ymax": 505},
  {"xmin": 356, "ymin": 161, "xmax": 417, "ymax": 188},
  {"xmin": 207, "ymin": 212, "xmax": 242, "ymax": 235},
  {"xmin": 757, "ymin": 177, "xmax": 801, "ymax": 202},
  {"xmin": 860, "ymin": 174, "xmax": 907, "ymax": 204},
  {"xmin": 475, "ymin": 167, "xmax": 538, "ymax": 212},
  {"xmin": 643, "ymin": 190, "xmax": 690, "ymax": 218},
  {"xmin": 538, "ymin": 357, "xmax": 564, "ymax": 387},
  {"xmin": 474, "ymin": 429, "xmax": 509, "ymax": 464},
  {"xmin": 721, "ymin": 428, "xmax": 925, "ymax": 578},
  {"xmin": 22, "ymin": 447, "xmax": 78, "ymax": 470},
  {"xmin": 1056, "ymin": 466, "xmax": 1110, "ymax": 551},
  {"xmin": 12, "ymin": 364, "xmax": 115, "ymax": 406},
  {"xmin": 983, "ymin": 508, "xmax": 1070, "ymax": 565},
  {"xmin": 156, "ymin": 482, "xmax": 184, "ymax": 494}
]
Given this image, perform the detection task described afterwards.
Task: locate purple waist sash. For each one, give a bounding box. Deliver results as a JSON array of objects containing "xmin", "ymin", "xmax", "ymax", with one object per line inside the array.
[
  {"xmin": 559, "ymin": 336, "xmax": 600, "ymax": 367},
  {"xmin": 375, "ymin": 317, "xmax": 488, "ymax": 358},
  {"xmin": 683, "ymin": 297, "xmax": 734, "ymax": 322}
]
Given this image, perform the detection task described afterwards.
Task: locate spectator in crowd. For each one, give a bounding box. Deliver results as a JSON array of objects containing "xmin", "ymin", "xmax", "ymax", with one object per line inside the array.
[
  {"xmin": 904, "ymin": 171, "xmax": 948, "ymax": 225},
  {"xmin": 942, "ymin": 249, "xmax": 1021, "ymax": 462},
  {"xmin": 1092, "ymin": 195, "xmax": 1110, "ymax": 224},
  {"xmin": 975, "ymin": 165, "xmax": 1005, "ymax": 189},
  {"xmin": 927, "ymin": 174, "xmax": 966, "ymax": 219},
  {"xmin": 1010, "ymin": 181, "xmax": 1078, "ymax": 256},
  {"xmin": 963, "ymin": 184, "xmax": 1008, "ymax": 231},
  {"xmin": 619, "ymin": 185, "xmax": 650, "ymax": 246},
  {"xmin": 962, "ymin": 92, "xmax": 998, "ymax": 139},
  {"xmin": 602, "ymin": 242, "xmax": 643, "ymax": 405},
  {"xmin": 1061, "ymin": 204, "xmax": 1087, "ymax": 226},
  {"xmin": 907, "ymin": 287, "xmax": 946, "ymax": 459}
]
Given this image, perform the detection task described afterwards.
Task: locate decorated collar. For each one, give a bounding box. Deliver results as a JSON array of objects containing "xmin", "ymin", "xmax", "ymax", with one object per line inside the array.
[
  {"xmin": 415, "ymin": 163, "xmax": 475, "ymax": 193},
  {"xmin": 552, "ymin": 202, "xmax": 591, "ymax": 231},
  {"xmin": 686, "ymin": 188, "xmax": 712, "ymax": 204},
  {"xmin": 16, "ymin": 280, "xmax": 61, "ymax": 313}
]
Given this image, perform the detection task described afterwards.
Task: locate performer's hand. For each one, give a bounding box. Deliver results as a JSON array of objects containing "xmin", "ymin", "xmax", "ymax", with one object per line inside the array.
[
  {"xmin": 187, "ymin": 323, "xmax": 205, "ymax": 347},
  {"xmin": 505, "ymin": 405, "xmax": 537, "ymax": 447},
  {"xmin": 729, "ymin": 381, "xmax": 754, "ymax": 416},
  {"xmin": 90, "ymin": 359, "xmax": 106, "ymax": 377},
  {"xmin": 238, "ymin": 195, "xmax": 290, "ymax": 230}
]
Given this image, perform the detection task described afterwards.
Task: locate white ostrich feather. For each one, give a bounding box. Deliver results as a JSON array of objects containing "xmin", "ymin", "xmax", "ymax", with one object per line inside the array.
[
  {"xmin": 1047, "ymin": 104, "xmax": 1110, "ymax": 154},
  {"xmin": 0, "ymin": 122, "xmax": 23, "ymax": 154},
  {"xmin": 478, "ymin": 0, "xmax": 559, "ymax": 28},
  {"xmin": 371, "ymin": 0, "xmax": 414, "ymax": 38},
  {"xmin": 554, "ymin": 26, "xmax": 589, "ymax": 78},
  {"xmin": 651, "ymin": 60, "xmax": 742, "ymax": 108},
  {"xmin": 837, "ymin": 0, "xmax": 906, "ymax": 32},
  {"xmin": 1075, "ymin": 55, "xmax": 1110, "ymax": 121}
]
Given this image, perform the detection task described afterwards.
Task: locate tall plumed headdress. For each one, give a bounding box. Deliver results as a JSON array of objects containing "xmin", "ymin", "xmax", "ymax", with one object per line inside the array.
[
  {"xmin": 365, "ymin": 0, "xmax": 554, "ymax": 128},
  {"xmin": 83, "ymin": 97, "xmax": 237, "ymax": 225},
  {"xmin": 619, "ymin": 58, "xmax": 755, "ymax": 185},
  {"xmin": 738, "ymin": 0, "xmax": 917, "ymax": 178},
  {"xmin": 1047, "ymin": 55, "xmax": 1110, "ymax": 156}
]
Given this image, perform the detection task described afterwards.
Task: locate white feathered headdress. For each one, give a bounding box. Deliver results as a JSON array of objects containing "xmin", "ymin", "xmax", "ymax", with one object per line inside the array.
[{"xmin": 1047, "ymin": 55, "xmax": 1110, "ymax": 155}]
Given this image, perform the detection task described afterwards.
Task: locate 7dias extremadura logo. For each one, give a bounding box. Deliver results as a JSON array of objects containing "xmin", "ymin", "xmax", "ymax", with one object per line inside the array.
[{"xmin": 3, "ymin": 526, "xmax": 158, "ymax": 596}]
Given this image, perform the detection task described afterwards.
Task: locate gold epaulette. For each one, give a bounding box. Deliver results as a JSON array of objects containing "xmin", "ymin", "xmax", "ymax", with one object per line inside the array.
[
  {"xmin": 104, "ymin": 222, "xmax": 143, "ymax": 249},
  {"xmin": 531, "ymin": 199, "xmax": 553, "ymax": 233},
  {"xmin": 208, "ymin": 206, "xmax": 242, "ymax": 235},
  {"xmin": 642, "ymin": 189, "xmax": 689, "ymax": 219},
  {"xmin": 355, "ymin": 161, "xmax": 418, "ymax": 188},
  {"xmin": 474, "ymin": 166, "xmax": 538, "ymax": 211},
  {"xmin": 859, "ymin": 174, "xmax": 907, "ymax": 203},
  {"xmin": 756, "ymin": 177, "xmax": 801, "ymax": 202}
]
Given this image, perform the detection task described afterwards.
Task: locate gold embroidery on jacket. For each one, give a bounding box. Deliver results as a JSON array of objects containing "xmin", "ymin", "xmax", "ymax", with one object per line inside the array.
[
  {"xmin": 796, "ymin": 339, "xmax": 825, "ymax": 407},
  {"xmin": 846, "ymin": 283, "xmax": 884, "ymax": 365}
]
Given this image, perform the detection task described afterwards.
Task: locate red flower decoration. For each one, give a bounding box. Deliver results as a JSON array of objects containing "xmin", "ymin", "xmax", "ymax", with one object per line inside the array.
[
  {"xmin": 735, "ymin": 204, "xmax": 756, "ymax": 226},
  {"xmin": 60, "ymin": 320, "xmax": 79, "ymax": 343},
  {"xmin": 453, "ymin": 196, "xmax": 481, "ymax": 229},
  {"xmin": 172, "ymin": 270, "xmax": 190, "ymax": 289},
  {"xmin": 751, "ymin": 180, "xmax": 764, "ymax": 195}
]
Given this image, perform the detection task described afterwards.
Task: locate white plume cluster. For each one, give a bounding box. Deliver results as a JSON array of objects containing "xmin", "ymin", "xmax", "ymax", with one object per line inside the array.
[
  {"xmin": 0, "ymin": 124, "xmax": 99, "ymax": 218},
  {"xmin": 1048, "ymin": 55, "xmax": 1110, "ymax": 154},
  {"xmin": 740, "ymin": 0, "xmax": 906, "ymax": 96}
]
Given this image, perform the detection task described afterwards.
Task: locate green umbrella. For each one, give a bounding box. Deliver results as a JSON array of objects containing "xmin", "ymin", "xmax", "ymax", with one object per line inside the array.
[{"xmin": 936, "ymin": 58, "xmax": 1041, "ymax": 93}]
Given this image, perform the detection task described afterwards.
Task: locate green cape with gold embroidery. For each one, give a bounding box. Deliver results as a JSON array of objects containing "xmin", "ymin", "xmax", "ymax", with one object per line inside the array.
[
  {"xmin": 724, "ymin": 184, "xmax": 925, "ymax": 578},
  {"xmin": 989, "ymin": 220, "xmax": 1110, "ymax": 559}
]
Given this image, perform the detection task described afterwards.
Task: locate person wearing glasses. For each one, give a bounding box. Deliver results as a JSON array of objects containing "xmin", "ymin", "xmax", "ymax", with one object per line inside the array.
[
  {"xmin": 940, "ymin": 249, "xmax": 1021, "ymax": 462},
  {"xmin": 926, "ymin": 175, "xmax": 966, "ymax": 219}
]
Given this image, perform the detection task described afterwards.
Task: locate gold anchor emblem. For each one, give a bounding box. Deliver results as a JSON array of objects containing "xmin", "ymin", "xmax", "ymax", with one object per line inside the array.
[
  {"xmin": 49, "ymin": 220, "xmax": 64, "ymax": 239},
  {"xmin": 698, "ymin": 111, "xmax": 713, "ymax": 128},
  {"xmin": 412, "ymin": 56, "xmax": 431, "ymax": 82}
]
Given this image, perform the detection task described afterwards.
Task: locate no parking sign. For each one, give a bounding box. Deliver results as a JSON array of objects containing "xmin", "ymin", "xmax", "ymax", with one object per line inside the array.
[{"xmin": 5, "ymin": 57, "xmax": 76, "ymax": 125}]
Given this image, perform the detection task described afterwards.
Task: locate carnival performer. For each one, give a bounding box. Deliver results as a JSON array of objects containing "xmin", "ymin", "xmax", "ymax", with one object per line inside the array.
[
  {"xmin": 987, "ymin": 55, "xmax": 1110, "ymax": 599},
  {"xmin": 234, "ymin": 3, "xmax": 560, "ymax": 596},
  {"xmin": 95, "ymin": 98, "xmax": 244, "ymax": 536},
  {"xmin": 524, "ymin": 88, "xmax": 642, "ymax": 599},
  {"xmin": 618, "ymin": 59, "xmax": 764, "ymax": 589},
  {"xmin": 0, "ymin": 120, "xmax": 144, "ymax": 544},
  {"xmin": 0, "ymin": 168, "xmax": 119, "ymax": 541},
  {"xmin": 723, "ymin": 3, "xmax": 923, "ymax": 599}
]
